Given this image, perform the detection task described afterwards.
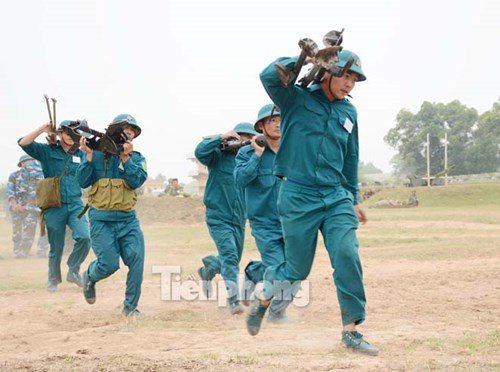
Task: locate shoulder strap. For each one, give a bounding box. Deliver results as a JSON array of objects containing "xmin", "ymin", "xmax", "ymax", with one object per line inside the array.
[{"xmin": 59, "ymin": 156, "xmax": 71, "ymax": 177}]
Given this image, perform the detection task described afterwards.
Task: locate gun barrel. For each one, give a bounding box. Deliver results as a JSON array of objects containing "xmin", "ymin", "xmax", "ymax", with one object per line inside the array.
[{"xmin": 255, "ymin": 135, "xmax": 266, "ymax": 147}]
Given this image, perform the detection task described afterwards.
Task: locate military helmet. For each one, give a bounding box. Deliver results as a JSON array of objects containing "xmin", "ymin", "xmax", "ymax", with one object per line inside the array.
[
  {"xmin": 17, "ymin": 154, "xmax": 34, "ymax": 167},
  {"xmin": 233, "ymin": 122, "xmax": 258, "ymax": 136},
  {"xmin": 254, "ymin": 104, "xmax": 280, "ymax": 133},
  {"xmin": 57, "ymin": 120, "xmax": 73, "ymax": 131},
  {"xmin": 111, "ymin": 114, "xmax": 141, "ymax": 138},
  {"xmin": 333, "ymin": 50, "xmax": 366, "ymax": 81}
]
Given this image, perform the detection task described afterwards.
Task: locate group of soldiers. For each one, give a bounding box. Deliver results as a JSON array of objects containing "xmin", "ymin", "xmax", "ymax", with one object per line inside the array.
[
  {"xmin": 6, "ymin": 38, "xmax": 380, "ymax": 355},
  {"xmin": 194, "ymin": 45, "xmax": 379, "ymax": 356},
  {"xmin": 10, "ymin": 114, "xmax": 147, "ymax": 317}
]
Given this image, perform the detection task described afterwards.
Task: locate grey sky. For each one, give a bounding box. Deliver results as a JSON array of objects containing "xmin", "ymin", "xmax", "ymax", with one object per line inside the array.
[{"xmin": 1, "ymin": 0, "xmax": 498, "ymax": 184}]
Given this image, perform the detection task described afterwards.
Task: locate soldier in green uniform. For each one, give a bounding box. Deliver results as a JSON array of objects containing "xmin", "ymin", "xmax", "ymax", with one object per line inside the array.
[
  {"xmin": 246, "ymin": 50, "xmax": 379, "ymax": 356},
  {"xmin": 195, "ymin": 122, "xmax": 257, "ymax": 315},
  {"xmin": 18, "ymin": 122, "xmax": 91, "ymax": 292},
  {"xmin": 235, "ymin": 104, "xmax": 294, "ymax": 322},
  {"xmin": 78, "ymin": 114, "xmax": 147, "ymax": 317},
  {"xmin": 164, "ymin": 178, "xmax": 184, "ymax": 197},
  {"xmin": 407, "ymin": 190, "xmax": 419, "ymax": 207}
]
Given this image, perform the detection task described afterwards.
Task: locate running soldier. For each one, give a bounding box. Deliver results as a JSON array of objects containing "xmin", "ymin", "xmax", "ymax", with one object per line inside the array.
[{"xmin": 18, "ymin": 121, "xmax": 91, "ymax": 292}]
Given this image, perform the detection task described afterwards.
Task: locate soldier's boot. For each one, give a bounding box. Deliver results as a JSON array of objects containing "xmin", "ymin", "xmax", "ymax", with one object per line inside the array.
[
  {"xmin": 197, "ymin": 267, "xmax": 213, "ymax": 298},
  {"xmin": 123, "ymin": 308, "xmax": 144, "ymax": 317},
  {"xmin": 67, "ymin": 271, "xmax": 83, "ymax": 288},
  {"xmin": 246, "ymin": 299, "xmax": 270, "ymax": 336},
  {"xmin": 228, "ymin": 300, "xmax": 245, "ymax": 315},
  {"xmin": 341, "ymin": 331, "xmax": 379, "ymax": 356},
  {"xmin": 240, "ymin": 276, "xmax": 256, "ymax": 307},
  {"xmin": 83, "ymin": 271, "xmax": 96, "ymax": 304}
]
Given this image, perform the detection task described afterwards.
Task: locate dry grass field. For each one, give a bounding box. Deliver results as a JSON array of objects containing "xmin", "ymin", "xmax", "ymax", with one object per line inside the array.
[{"xmin": 0, "ymin": 184, "xmax": 499, "ymax": 371}]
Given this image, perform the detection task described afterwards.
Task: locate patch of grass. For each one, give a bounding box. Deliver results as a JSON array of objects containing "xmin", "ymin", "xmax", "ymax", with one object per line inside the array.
[
  {"xmin": 456, "ymin": 330, "xmax": 500, "ymax": 354},
  {"xmin": 228, "ymin": 354, "xmax": 256, "ymax": 366},
  {"xmin": 364, "ymin": 182, "xmax": 500, "ymax": 208},
  {"xmin": 426, "ymin": 336, "xmax": 445, "ymax": 351},
  {"xmin": 199, "ymin": 352, "xmax": 221, "ymax": 362}
]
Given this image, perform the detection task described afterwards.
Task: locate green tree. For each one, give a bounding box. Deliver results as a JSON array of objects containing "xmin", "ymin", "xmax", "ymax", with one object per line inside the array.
[
  {"xmin": 384, "ymin": 100, "xmax": 479, "ymax": 177},
  {"xmin": 465, "ymin": 99, "xmax": 500, "ymax": 173},
  {"xmin": 359, "ymin": 161, "xmax": 383, "ymax": 176}
]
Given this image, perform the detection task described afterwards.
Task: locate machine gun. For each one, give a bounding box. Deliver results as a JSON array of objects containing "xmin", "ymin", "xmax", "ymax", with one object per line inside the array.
[
  {"xmin": 275, "ymin": 38, "xmax": 319, "ymax": 87},
  {"xmin": 63, "ymin": 119, "xmax": 128, "ymax": 156},
  {"xmin": 219, "ymin": 135, "xmax": 267, "ymax": 153},
  {"xmin": 275, "ymin": 29, "xmax": 354, "ymax": 88}
]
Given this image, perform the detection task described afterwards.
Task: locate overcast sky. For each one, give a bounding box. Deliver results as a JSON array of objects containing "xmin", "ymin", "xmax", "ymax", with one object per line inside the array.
[{"xmin": 1, "ymin": 0, "xmax": 498, "ymax": 184}]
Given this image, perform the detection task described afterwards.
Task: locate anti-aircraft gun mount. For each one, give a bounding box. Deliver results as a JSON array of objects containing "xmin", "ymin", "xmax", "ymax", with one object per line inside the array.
[{"xmin": 275, "ymin": 29, "xmax": 354, "ymax": 88}]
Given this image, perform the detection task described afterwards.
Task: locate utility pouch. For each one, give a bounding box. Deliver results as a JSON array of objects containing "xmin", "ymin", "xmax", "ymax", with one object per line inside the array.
[
  {"xmin": 88, "ymin": 178, "xmax": 136, "ymax": 211},
  {"xmin": 35, "ymin": 177, "xmax": 62, "ymax": 210}
]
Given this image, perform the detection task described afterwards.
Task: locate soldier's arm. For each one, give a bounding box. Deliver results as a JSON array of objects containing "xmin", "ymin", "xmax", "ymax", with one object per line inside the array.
[
  {"xmin": 234, "ymin": 147, "xmax": 260, "ymax": 188},
  {"xmin": 19, "ymin": 123, "xmax": 52, "ymax": 146},
  {"xmin": 342, "ymin": 119, "xmax": 360, "ymax": 205},
  {"xmin": 76, "ymin": 153, "xmax": 96, "ymax": 189},
  {"xmin": 122, "ymin": 152, "xmax": 148, "ymax": 190},
  {"xmin": 194, "ymin": 136, "xmax": 222, "ymax": 167},
  {"xmin": 260, "ymin": 56, "xmax": 299, "ymax": 111},
  {"xmin": 18, "ymin": 125, "xmax": 52, "ymax": 162},
  {"xmin": 6, "ymin": 173, "xmax": 17, "ymax": 201}
]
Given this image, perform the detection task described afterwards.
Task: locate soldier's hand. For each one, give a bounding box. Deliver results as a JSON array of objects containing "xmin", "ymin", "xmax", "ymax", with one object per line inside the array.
[
  {"xmin": 355, "ymin": 204, "xmax": 368, "ymax": 224},
  {"xmin": 251, "ymin": 136, "xmax": 265, "ymax": 157},
  {"xmin": 120, "ymin": 141, "xmax": 133, "ymax": 163},
  {"xmin": 40, "ymin": 123, "xmax": 53, "ymax": 134},
  {"xmin": 79, "ymin": 137, "xmax": 93, "ymax": 155},
  {"xmin": 122, "ymin": 141, "xmax": 133, "ymax": 155},
  {"xmin": 221, "ymin": 130, "xmax": 240, "ymax": 141}
]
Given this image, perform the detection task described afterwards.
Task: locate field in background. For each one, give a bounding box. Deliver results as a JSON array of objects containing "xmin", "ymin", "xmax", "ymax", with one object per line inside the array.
[{"xmin": 0, "ymin": 183, "xmax": 499, "ymax": 371}]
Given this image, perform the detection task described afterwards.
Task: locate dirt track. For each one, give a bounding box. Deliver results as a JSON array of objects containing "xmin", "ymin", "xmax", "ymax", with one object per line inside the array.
[{"xmin": 0, "ymin": 197, "xmax": 499, "ymax": 371}]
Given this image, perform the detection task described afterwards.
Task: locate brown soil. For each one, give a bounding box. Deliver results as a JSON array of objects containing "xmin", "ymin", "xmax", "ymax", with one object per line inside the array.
[{"xmin": 0, "ymin": 197, "xmax": 499, "ymax": 371}]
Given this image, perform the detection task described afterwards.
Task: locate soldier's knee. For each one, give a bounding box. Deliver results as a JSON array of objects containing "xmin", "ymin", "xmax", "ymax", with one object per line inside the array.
[
  {"xmin": 75, "ymin": 236, "xmax": 91, "ymax": 248},
  {"xmin": 101, "ymin": 261, "xmax": 120, "ymax": 276}
]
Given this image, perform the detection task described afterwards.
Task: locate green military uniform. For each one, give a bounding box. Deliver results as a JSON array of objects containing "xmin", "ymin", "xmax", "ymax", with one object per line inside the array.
[
  {"xmin": 234, "ymin": 104, "xmax": 292, "ymax": 319},
  {"xmin": 19, "ymin": 138, "xmax": 91, "ymax": 289},
  {"xmin": 259, "ymin": 52, "xmax": 366, "ymax": 326},
  {"xmin": 195, "ymin": 123, "xmax": 256, "ymax": 308},
  {"xmin": 77, "ymin": 114, "xmax": 147, "ymax": 315}
]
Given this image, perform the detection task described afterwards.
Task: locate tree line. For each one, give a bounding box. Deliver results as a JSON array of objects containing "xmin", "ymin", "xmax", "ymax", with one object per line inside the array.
[{"xmin": 384, "ymin": 99, "xmax": 500, "ymax": 177}]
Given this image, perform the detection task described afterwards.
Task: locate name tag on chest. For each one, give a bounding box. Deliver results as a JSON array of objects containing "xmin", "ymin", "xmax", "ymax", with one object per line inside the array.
[{"xmin": 343, "ymin": 118, "xmax": 353, "ymax": 134}]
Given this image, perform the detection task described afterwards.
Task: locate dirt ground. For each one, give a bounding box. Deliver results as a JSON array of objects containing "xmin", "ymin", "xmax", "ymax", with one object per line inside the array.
[{"xmin": 0, "ymin": 197, "xmax": 499, "ymax": 371}]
